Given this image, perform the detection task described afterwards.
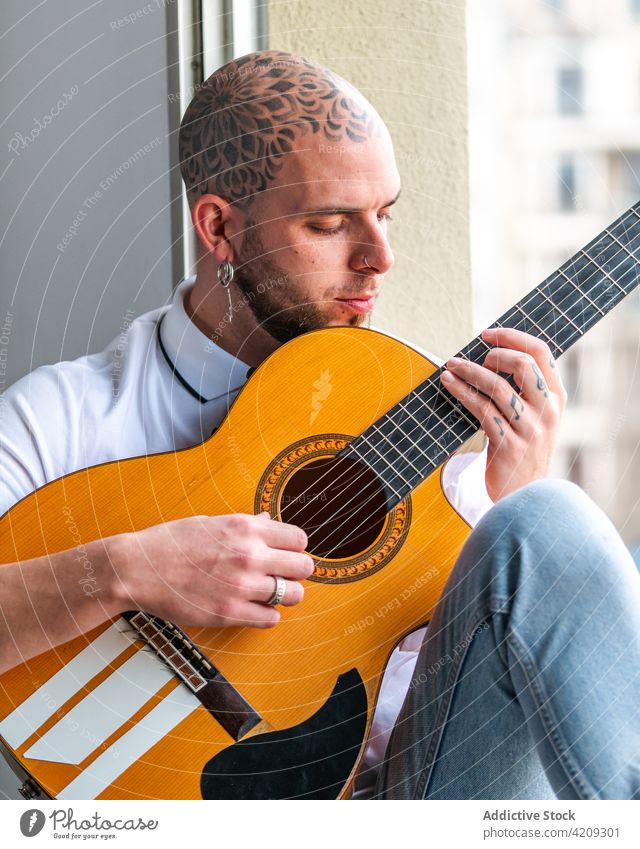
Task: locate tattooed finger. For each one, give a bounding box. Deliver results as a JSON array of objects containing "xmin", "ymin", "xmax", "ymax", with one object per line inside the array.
[
  {"xmin": 510, "ymin": 393, "xmax": 524, "ymax": 421},
  {"xmin": 531, "ymin": 362, "xmax": 549, "ymax": 397}
]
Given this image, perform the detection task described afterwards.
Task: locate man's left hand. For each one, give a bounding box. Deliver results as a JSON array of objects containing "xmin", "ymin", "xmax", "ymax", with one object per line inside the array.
[{"xmin": 440, "ymin": 327, "xmax": 567, "ymax": 502}]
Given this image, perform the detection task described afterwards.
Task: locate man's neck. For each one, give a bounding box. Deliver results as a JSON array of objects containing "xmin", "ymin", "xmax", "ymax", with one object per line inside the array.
[{"xmin": 186, "ymin": 276, "xmax": 280, "ymax": 368}]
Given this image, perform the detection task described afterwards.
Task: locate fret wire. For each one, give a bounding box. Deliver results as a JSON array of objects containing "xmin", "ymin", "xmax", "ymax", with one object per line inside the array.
[
  {"xmin": 400, "ymin": 212, "xmax": 637, "ymax": 455},
  {"xmin": 334, "ymin": 391, "xmax": 465, "ymax": 509},
  {"xmin": 513, "ymin": 303, "xmax": 558, "ymax": 348},
  {"xmin": 345, "ymin": 418, "xmax": 479, "ymax": 519},
  {"xmin": 532, "ymin": 287, "xmax": 578, "ymax": 339},
  {"xmin": 366, "ymin": 377, "xmax": 478, "ymax": 465},
  {"xmin": 580, "ymin": 250, "xmax": 628, "ymax": 296},
  {"xmin": 546, "ymin": 206, "xmax": 640, "ymax": 337},
  {"xmin": 530, "ymin": 230, "xmax": 639, "ymax": 342},
  {"xmin": 525, "ymin": 284, "xmax": 582, "ymax": 337},
  {"xmin": 369, "ymin": 421, "xmax": 432, "ymax": 476},
  {"xmin": 431, "ymin": 225, "xmax": 636, "ymax": 389},
  {"xmin": 551, "ymin": 259, "xmax": 639, "ymax": 353},
  {"xmin": 604, "ymin": 228, "xmax": 640, "ymax": 266},
  {"xmin": 400, "ymin": 385, "xmax": 479, "ymax": 458},
  {"xmin": 356, "ymin": 433, "xmax": 407, "ymax": 497},
  {"xmin": 553, "ymin": 235, "xmax": 639, "ymax": 329},
  {"xmin": 393, "ymin": 401, "xmax": 453, "ymax": 452},
  {"xmin": 555, "ymin": 268, "xmax": 605, "ymax": 317},
  {"xmin": 553, "ymin": 274, "xmax": 634, "ymax": 352},
  {"xmin": 428, "ymin": 232, "xmax": 636, "ymax": 403},
  {"xmin": 341, "ymin": 204, "xmax": 640, "ymax": 509},
  {"xmin": 313, "ymin": 435, "xmax": 417, "ymax": 543},
  {"xmin": 398, "ymin": 398, "xmax": 465, "ymax": 446},
  {"xmin": 507, "ymin": 237, "xmax": 633, "ymax": 341},
  {"xmin": 456, "ymin": 336, "xmax": 492, "ymax": 364},
  {"xmin": 367, "ymin": 393, "xmax": 464, "ymax": 468},
  {"xmin": 311, "ymin": 415, "xmax": 478, "ymax": 549},
  {"xmin": 426, "ymin": 383, "xmax": 479, "ymax": 430},
  {"xmin": 540, "ymin": 270, "xmax": 602, "ymax": 326},
  {"xmin": 347, "ymin": 389, "xmax": 472, "ymax": 503},
  {"xmin": 320, "ymin": 394, "xmax": 483, "ymax": 528},
  {"xmin": 503, "ymin": 288, "xmax": 574, "ymax": 352},
  {"xmin": 398, "ymin": 383, "xmax": 477, "ymax": 442},
  {"xmin": 326, "ymin": 441, "xmax": 408, "ymax": 508}
]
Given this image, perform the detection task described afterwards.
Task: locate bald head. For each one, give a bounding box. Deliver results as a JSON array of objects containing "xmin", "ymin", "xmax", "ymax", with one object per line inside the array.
[{"xmin": 178, "ymin": 50, "xmax": 385, "ymax": 208}]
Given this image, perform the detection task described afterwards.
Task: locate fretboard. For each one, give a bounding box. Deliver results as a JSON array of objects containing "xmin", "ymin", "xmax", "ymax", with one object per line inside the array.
[{"xmin": 342, "ymin": 201, "xmax": 640, "ymax": 508}]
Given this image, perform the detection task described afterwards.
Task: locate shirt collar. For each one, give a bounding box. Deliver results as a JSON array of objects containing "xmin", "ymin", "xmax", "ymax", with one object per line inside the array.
[{"xmin": 158, "ymin": 277, "xmax": 252, "ymax": 403}]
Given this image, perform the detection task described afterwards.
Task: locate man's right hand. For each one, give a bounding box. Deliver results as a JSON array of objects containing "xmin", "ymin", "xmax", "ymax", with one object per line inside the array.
[
  {"xmin": 108, "ymin": 512, "xmax": 313, "ymax": 629},
  {"xmin": 0, "ymin": 512, "xmax": 312, "ymax": 674}
]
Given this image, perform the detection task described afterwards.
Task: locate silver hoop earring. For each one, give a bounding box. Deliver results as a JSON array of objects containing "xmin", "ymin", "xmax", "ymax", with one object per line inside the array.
[{"xmin": 217, "ymin": 260, "xmax": 235, "ymax": 322}]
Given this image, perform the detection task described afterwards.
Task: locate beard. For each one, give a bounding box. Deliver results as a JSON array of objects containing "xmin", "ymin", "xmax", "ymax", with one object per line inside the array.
[{"xmin": 233, "ymin": 225, "xmax": 368, "ymax": 344}]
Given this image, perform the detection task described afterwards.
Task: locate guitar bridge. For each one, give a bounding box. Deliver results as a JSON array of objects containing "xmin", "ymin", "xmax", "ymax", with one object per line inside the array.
[
  {"xmin": 127, "ymin": 611, "xmax": 210, "ymax": 693},
  {"xmin": 123, "ymin": 611, "xmax": 262, "ymax": 740}
]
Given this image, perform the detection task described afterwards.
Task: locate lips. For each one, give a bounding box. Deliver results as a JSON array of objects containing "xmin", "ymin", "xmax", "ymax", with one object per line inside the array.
[{"xmin": 334, "ymin": 294, "xmax": 377, "ymax": 314}]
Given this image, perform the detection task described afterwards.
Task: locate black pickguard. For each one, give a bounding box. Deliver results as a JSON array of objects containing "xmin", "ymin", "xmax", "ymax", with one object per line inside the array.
[{"xmin": 200, "ymin": 668, "xmax": 368, "ymax": 799}]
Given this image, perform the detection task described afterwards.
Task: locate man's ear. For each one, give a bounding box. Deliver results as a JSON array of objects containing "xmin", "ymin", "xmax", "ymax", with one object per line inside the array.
[{"xmin": 191, "ymin": 194, "xmax": 240, "ymax": 263}]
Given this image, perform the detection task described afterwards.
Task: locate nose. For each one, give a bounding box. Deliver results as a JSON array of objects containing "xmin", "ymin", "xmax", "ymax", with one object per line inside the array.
[{"xmin": 351, "ymin": 218, "xmax": 395, "ymax": 276}]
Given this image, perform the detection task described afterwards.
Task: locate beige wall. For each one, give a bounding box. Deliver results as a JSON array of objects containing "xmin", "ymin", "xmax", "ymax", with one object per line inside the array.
[{"xmin": 267, "ymin": 0, "xmax": 472, "ymax": 359}]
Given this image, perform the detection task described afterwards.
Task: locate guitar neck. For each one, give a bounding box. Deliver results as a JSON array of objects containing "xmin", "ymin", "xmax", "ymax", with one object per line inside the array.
[{"xmin": 343, "ymin": 202, "xmax": 640, "ymax": 508}]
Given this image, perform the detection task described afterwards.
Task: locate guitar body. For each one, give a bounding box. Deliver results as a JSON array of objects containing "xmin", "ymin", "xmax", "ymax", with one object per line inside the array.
[{"xmin": 0, "ymin": 327, "xmax": 473, "ymax": 799}]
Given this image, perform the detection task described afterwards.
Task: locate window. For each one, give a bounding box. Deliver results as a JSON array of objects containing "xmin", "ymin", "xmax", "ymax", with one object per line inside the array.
[
  {"xmin": 566, "ymin": 446, "xmax": 584, "ymax": 487},
  {"xmin": 626, "ymin": 152, "xmax": 640, "ymax": 198},
  {"xmin": 544, "ymin": 0, "xmax": 563, "ymax": 11},
  {"xmin": 558, "ymin": 156, "xmax": 577, "ymax": 210},
  {"xmin": 633, "ymin": 0, "xmax": 640, "ymax": 19},
  {"xmin": 561, "ymin": 347, "xmax": 582, "ymax": 403},
  {"xmin": 558, "ymin": 67, "xmax": 583, "ymax": 114}
]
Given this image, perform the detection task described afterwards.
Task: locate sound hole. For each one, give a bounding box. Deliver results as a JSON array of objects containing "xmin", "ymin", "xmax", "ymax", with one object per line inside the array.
[{"xmin": 279, "ymin": 455, "xmax": 388, "ymax": 559}]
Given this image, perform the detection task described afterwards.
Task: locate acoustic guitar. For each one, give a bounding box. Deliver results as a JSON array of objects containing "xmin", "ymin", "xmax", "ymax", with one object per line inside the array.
[{"xmin": 0, "ymin": 202, "xmax": 638, "ymax": 800}]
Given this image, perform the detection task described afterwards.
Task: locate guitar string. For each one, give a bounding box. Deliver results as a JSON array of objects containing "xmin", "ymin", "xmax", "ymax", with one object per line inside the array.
[
  {"xmin": 40, "ymin": 181, "xmax": 639, "ymax": 773},
  {"xmin": 297, "ymin": 241, "xmax": 640, "ymax": 560},
  {"xmin": 283, "ymin": 206, "xmax": 640, "ymax": 508},
  {"xmin": 275, "ymin": 208, "xmax": 640, "ymax": 550},
  {"xmin": 315, "ymin": 214, "xmax": 640, "ymax": 548},
  {"xmin": 280, "ymin": 223, "xmax": 640, "ymax": 554},
  {"xmin": 278, "ymin": 208, "xmax": 640, "ymax": 546},
  {"xmin": 273, "ymin": 201, "xmax": 640, "ymax": 535}
]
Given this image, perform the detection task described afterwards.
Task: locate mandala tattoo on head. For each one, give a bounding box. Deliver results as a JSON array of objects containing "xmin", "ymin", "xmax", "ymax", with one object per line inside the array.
[{"xmin": 179, "ymin": 50, "xmax": 378, "ymax": 207}]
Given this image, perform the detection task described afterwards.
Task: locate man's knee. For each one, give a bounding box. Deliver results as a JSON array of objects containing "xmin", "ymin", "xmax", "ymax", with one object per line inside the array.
[
  {"xmin": 480, "ymin": 478, "xmax": 596, "ymax": 542},
  {"xmin": 467, "ymin": 478, "xmax": 628, "ymax": 584}
]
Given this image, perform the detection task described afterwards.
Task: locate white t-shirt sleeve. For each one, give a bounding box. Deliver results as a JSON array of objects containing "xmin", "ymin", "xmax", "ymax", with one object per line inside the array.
[{"xmin": 0, "ymin": 364, "xmax": 84, "ymax": 517}]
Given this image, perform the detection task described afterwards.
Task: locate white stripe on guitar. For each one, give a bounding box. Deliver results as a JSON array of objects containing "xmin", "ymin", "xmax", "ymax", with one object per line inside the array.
[
  {"xmin": 0, "ymin": 619, "xmax": 133, "ymax": 749},
  {"xmin": 57, "ymin": 684, "xmax": 200, "ymax": 799},
  {"xmin": 23, "ymin": 649, "xmax": 175, "ymax": 765}
]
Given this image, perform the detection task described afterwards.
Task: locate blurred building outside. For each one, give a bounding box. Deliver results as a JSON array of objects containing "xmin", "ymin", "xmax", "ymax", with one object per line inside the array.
[{"xmin": 468, "ymin": 0, "xmax": 640, "ymax": 562}]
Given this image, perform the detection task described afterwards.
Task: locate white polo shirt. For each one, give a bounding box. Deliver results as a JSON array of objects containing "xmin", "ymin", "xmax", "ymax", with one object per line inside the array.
[{"xmin": 0, "ymin": 277, "xmax": 493, "ymax": 799}]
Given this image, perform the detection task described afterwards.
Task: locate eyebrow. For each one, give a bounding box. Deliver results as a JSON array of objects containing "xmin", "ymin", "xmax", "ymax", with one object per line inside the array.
[{"xmin": 303, "ymin": 188, "xmax": 402, "ymax": 216}]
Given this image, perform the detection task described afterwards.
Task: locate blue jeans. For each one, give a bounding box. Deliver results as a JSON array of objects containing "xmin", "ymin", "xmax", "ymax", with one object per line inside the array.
[{"xmin": 375, "ymin": 480, "xmax": 640, "ymax": 799}]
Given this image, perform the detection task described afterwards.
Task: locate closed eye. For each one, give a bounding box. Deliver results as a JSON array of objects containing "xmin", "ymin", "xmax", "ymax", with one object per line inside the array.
[
  {"xmin": 309, "ymin": 222, "xmax": 346, "ymax": 235},
  {"xmin": 310, "ymin": 212, "xmax": 392, "ymax": 235}
]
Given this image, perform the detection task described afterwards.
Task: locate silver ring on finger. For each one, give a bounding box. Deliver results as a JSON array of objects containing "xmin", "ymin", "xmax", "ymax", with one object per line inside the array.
[{"xmin": 267, "ymin": 575, "xmax": 286, "ymax": 606}]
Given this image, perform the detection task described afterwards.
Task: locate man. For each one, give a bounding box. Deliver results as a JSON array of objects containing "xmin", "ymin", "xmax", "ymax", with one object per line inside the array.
[{"xmin": 0, "ymin": 50, "xmax": 638, "ymax": 800}]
